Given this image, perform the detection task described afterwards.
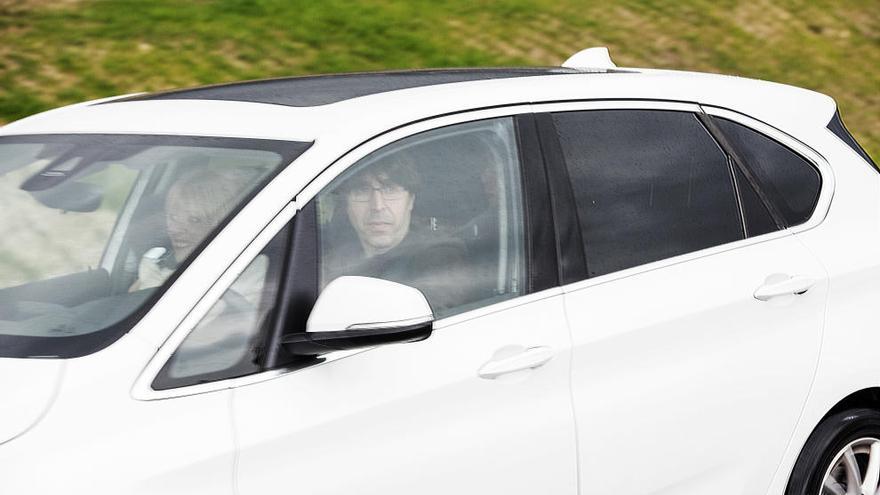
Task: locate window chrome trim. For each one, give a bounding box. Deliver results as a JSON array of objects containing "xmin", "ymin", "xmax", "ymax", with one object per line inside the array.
[{"xmin": 529, "ymin": 100, "xmax": 702, "ymax": 114}]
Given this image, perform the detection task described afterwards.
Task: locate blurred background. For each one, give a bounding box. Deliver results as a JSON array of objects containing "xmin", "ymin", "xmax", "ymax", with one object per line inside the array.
[{"xmin": 0, "ymin": 0, "xmax": 876, "ymax": 158}]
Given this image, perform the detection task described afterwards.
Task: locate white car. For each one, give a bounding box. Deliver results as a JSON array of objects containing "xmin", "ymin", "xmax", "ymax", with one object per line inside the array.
[{"xmin": 0, "ymin": 47, "xmax": 877, "ymax": 495}]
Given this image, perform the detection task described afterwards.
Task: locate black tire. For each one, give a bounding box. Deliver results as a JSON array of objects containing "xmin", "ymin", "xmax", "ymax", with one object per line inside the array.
[{"xmin": 786, "ymin": 408, "xmax": 880, "ymax": 495}]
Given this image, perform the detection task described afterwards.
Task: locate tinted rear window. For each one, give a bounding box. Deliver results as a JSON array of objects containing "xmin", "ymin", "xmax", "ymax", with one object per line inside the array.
[
  {"xmin": 713, "ymin": 118, "xmax": 821, "ymax": 227},
  {"xmin": 552, "ymin": 110, "xmax": 743, "ymax": 278}
]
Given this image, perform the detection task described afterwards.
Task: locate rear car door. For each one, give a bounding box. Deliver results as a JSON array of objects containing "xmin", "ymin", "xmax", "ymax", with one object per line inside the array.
[{"xmin": 535, "ymin": 102, "xmax": 830, "ymax": 495}]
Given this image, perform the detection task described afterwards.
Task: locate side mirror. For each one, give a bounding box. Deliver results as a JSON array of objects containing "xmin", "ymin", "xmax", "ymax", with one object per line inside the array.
[{"xmin": 282, "ymin": 276, "xmax": 434, "ymax": 357}]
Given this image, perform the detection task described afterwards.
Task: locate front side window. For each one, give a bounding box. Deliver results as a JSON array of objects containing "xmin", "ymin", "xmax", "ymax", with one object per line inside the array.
[
  {"xmin": 0, "ymin": 135, "xmax": 309, "ymax": 358},
  {"xmin": 552, "ymin": 110, "xmax": 743, "ymax": 278},
  {"xmin": 316, "ymin": 117, "xmax": 526, "ymax": 318},
  {"xmin": 153, "ymin": 118, "xmax": 528, "ymax": 390},
  {"xmin": 152, "ymin": 117, "xmax": 528, "ymax": 390},
  {"xmin": 152, "ymin": 228, "xmax": 288, "ymax": 390}
]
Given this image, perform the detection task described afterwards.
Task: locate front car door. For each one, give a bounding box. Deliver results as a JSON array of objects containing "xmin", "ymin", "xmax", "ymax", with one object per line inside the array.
[
  {"xmin": 138, "ymin": 110, "xmax": 579, "ymax": 494},
  {"xmin": 535, "ymin": 102, "xmax": 830, "ymax": 494},
  {"xmin": 233, "ymin": 112, "xmax": 576, "ymax": 494}
]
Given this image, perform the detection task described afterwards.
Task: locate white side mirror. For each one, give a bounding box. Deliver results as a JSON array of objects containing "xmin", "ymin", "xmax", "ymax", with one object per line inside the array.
[
  {"xmin": 283, "ymin": 276, "xmax": 434, "ymax": 356},
  {"xmin": 307, "ymin": 276, "xmax": 433, "ymax": 332}
]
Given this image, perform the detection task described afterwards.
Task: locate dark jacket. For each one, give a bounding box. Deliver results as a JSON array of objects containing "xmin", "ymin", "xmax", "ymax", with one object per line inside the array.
[{"xmin": 324, "ymin": 222, "xmax": 468, "ymax": 314}]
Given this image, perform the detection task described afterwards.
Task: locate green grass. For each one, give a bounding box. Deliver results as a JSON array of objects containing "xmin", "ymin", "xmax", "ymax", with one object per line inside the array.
[{"xmin": 0, "ymin": 0, "xmax": 877, "ymax": 159}]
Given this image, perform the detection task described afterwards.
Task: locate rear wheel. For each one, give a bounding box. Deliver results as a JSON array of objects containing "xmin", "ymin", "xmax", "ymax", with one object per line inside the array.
[{"xmin": 786, "ymin": 409, "xmax": 880, "ymax": 495}]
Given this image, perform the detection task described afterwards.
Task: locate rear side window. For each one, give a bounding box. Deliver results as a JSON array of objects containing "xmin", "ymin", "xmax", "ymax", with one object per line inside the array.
[
  {"xmin": 552, "ymin": 110, "xmax": 743, "ymax": 278},
  {"xmin": 712, "ymin": 118, "xmax": 821, "ymax": 227}
]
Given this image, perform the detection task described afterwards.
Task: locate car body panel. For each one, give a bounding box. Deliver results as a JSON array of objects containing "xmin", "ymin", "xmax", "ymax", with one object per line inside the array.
[
  {"xmin": 0, "ymin": 358, "xmax": 63, "ymax": 445},
  {"xmin": 0, "ymin": 335, "xmax": 236, "ymax": 494},
  {"xmin": 565, "ymin": 233, "xmax": 828, "ymax": 495},
  {"xmin": 764, "ymin": 126, "xmax": 880, "ymax": 495}
]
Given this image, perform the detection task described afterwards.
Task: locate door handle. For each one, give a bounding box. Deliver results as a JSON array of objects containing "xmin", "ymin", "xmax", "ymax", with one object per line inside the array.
[
  {"xmin": 478, "ymin": 346, "xmax": 554, "ymax": 380},
  {"xmin": 754, "ymin": 275, "xmax": 817, "ymax": 301}
]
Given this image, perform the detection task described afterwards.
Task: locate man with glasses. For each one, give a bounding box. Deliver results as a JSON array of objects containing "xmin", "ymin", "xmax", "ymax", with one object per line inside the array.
[
  {"xmin": 325, "ymin": 151, "xmax": 468, "ymax": 314},
  {"xmin": 344, "ymin": 155, "xmax": 419, "ymax": 258}
]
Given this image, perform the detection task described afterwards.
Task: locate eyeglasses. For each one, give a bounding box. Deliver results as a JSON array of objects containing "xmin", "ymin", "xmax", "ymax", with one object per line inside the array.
[{"xmin": 347, "ymin": 183, "xmax": 408, "ymax": 202}]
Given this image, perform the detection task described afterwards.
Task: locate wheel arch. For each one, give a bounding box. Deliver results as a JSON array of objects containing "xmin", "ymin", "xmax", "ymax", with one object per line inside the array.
[{"xmin": 821, "ymin": 388, "xmax": 880, "ymax": 422}]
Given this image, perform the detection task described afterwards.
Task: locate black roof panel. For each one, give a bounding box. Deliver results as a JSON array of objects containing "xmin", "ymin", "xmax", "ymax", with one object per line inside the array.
[{"xmin": 110, "ymin": 68, "xmax": 600, "ymax": 107}]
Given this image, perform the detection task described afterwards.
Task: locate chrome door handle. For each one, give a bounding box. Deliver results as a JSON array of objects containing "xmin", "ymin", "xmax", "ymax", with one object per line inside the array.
[
  {"xmin": 478, "ymin": 346, "xmax": 554, "ymax": 379},
  {"xmin": 754, "ymin": 275, "xmax": 817, "ymax": 301}
]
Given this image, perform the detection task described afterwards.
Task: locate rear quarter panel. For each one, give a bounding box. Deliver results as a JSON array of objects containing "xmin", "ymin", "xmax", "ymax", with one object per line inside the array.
[{"xmin": 764, "ymin": 121, "xmax": 880, "ymax": 495}]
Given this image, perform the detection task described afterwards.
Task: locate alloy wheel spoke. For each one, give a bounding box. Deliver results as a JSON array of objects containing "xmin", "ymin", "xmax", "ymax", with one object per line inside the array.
[
  {"xmin": 844, "ymin": 448, "xmax": 863, "ymax": 495},
  {"xmin": 861, "ymin": 442, "xmax": 880, "ymax": 495},
  {"xmin": 823, "ymin": 476, "xmax": 847, "ymax": 495}
]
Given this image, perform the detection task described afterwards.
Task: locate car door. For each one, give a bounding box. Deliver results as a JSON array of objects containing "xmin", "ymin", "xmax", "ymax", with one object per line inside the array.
[
  {"xmin": 149, "ymin": 112, "xmax": 578, "ymax": 494},
  {"xmin": 534, "ymin": 102, "xmax": 830, "ymax": 495}
]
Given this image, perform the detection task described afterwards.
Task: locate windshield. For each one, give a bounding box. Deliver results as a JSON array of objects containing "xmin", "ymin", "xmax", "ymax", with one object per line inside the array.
[{"xmin": 0, "ymin": 134, "xmax": 310, "ymax": 358}]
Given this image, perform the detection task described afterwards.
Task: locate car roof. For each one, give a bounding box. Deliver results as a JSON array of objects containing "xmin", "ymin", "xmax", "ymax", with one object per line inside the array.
[
  {"xmin": 0, "ymin": 66, "xmax": 837, "ymax": 149},
  {"xmin": 108, "ymin": 67, "xmax": 598, "ymax": 107}
]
